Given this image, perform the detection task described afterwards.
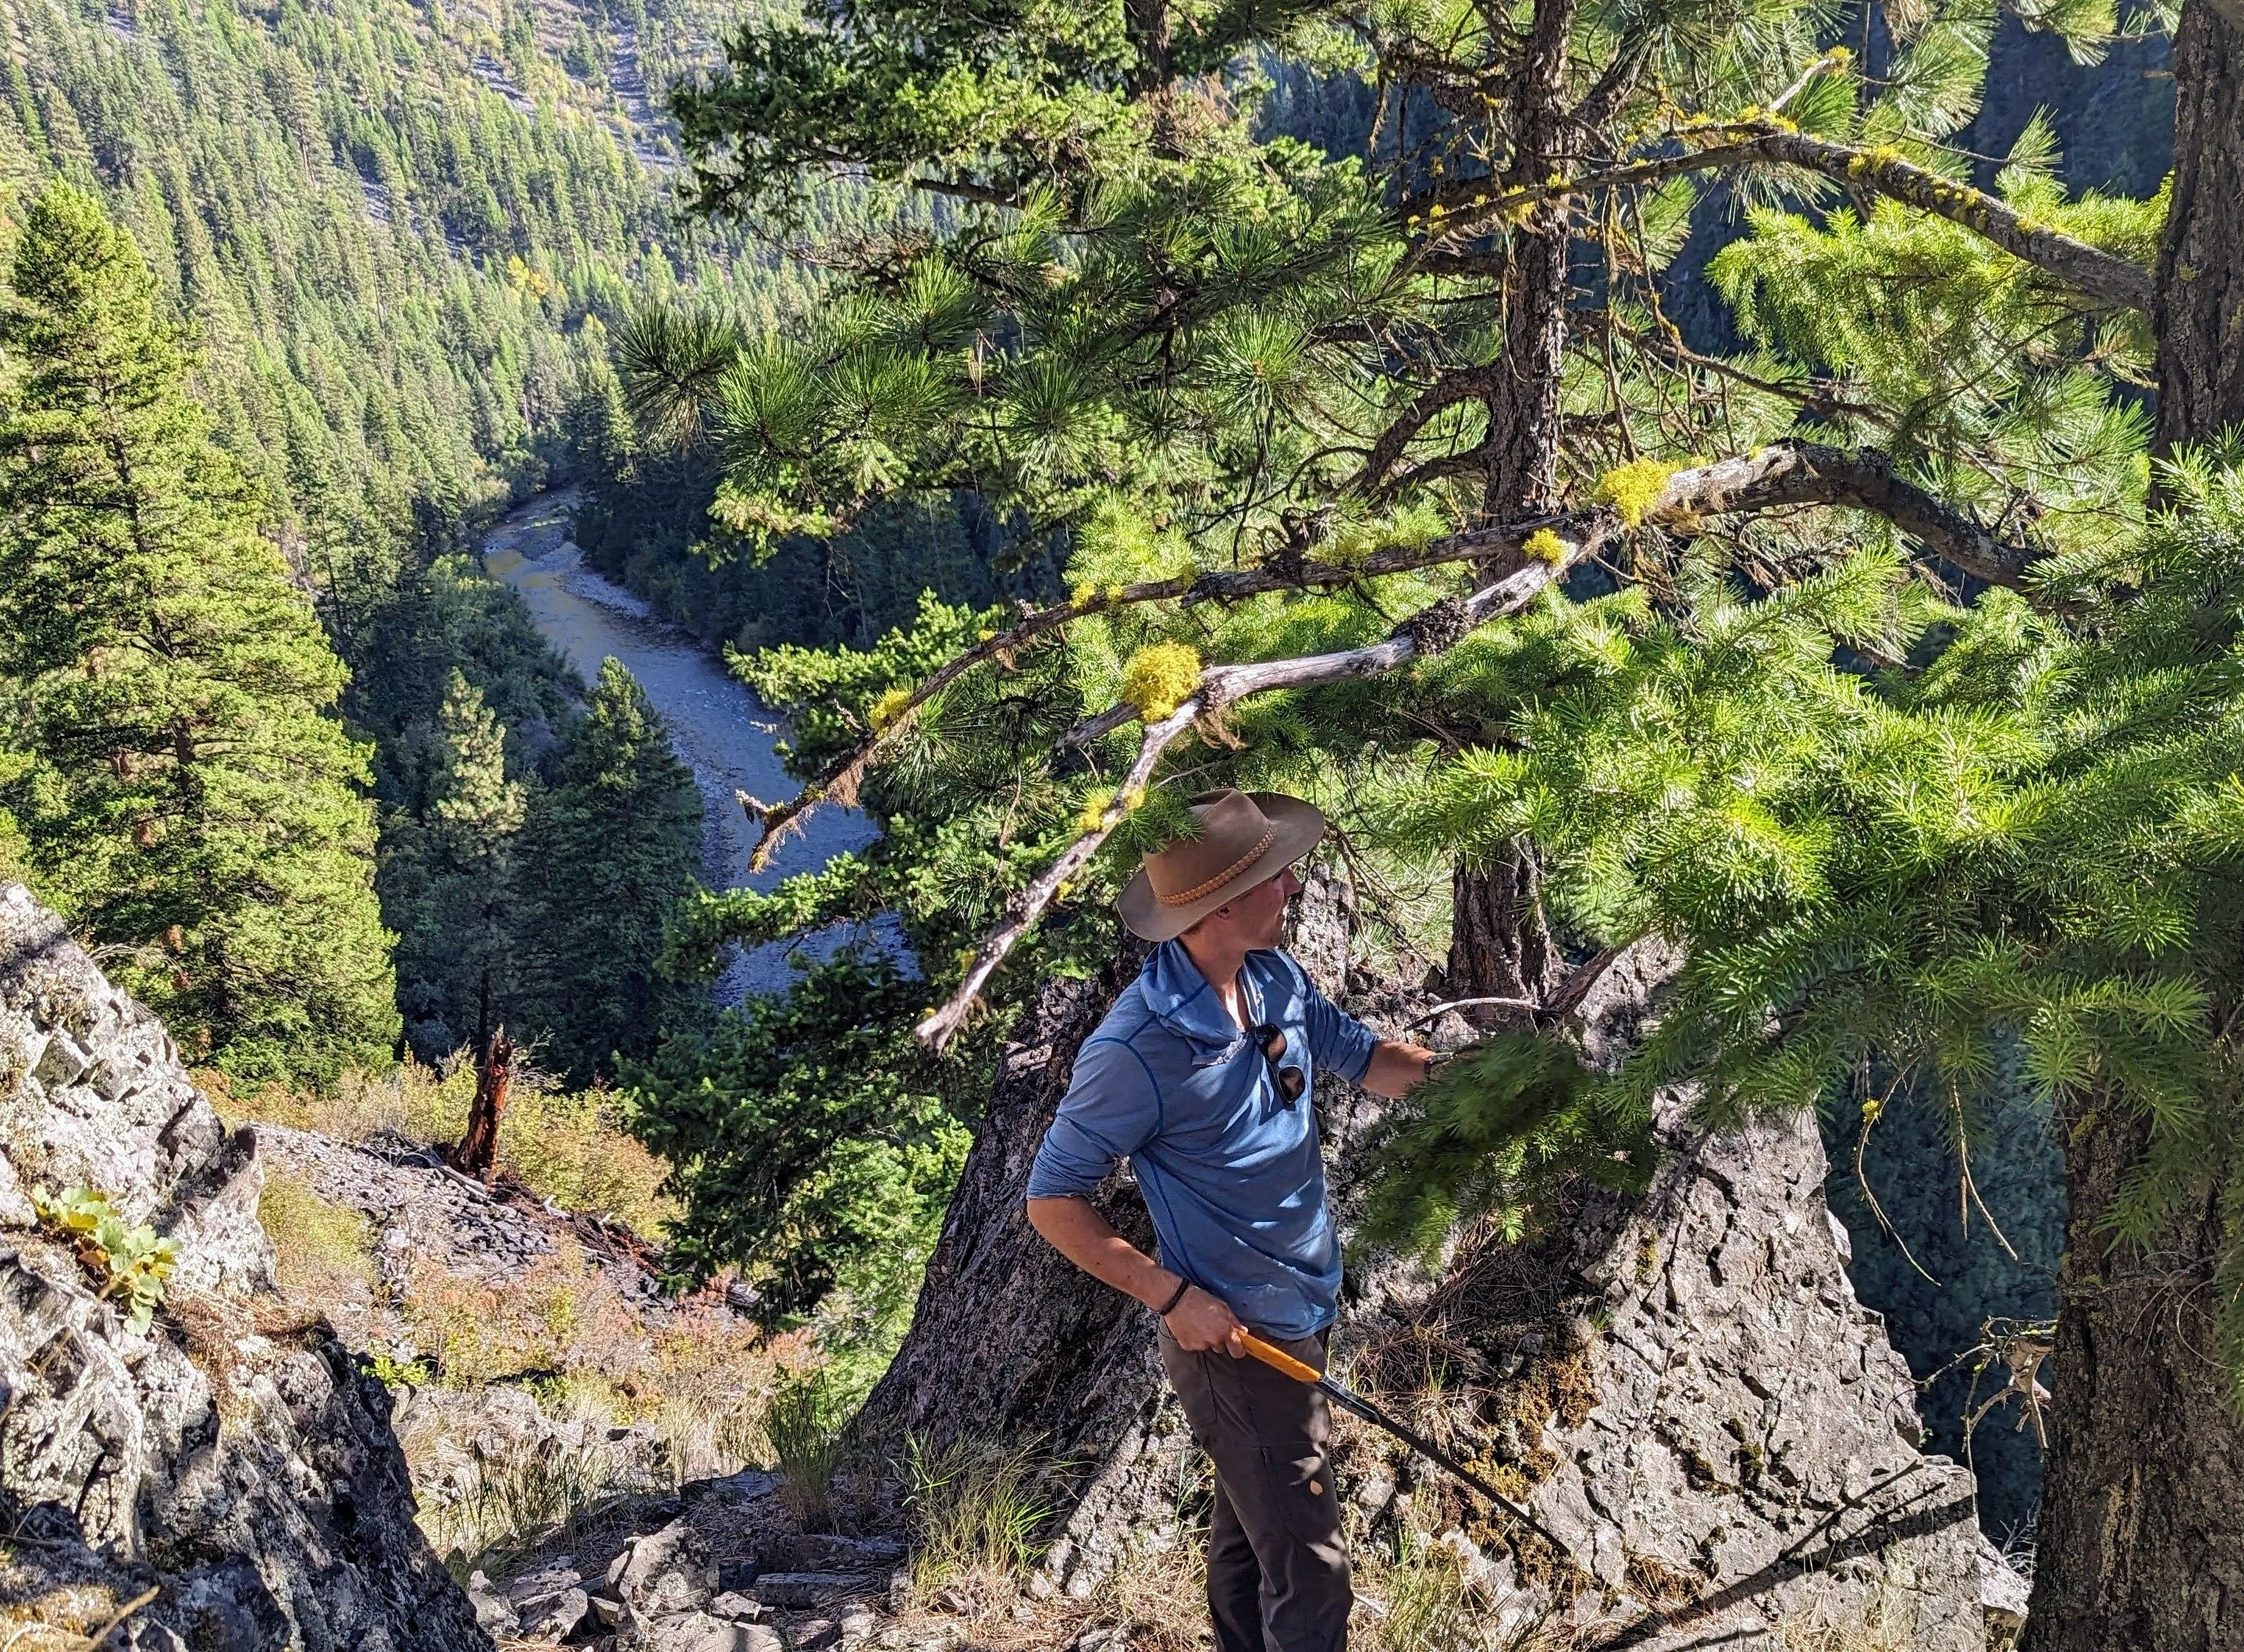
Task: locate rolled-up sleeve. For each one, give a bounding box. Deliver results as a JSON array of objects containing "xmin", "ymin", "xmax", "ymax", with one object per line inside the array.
[
  {"xmin": 1026, "ymin": 1036, "xmax": 1163, "ymax": 1200},
  {"xmin": 1303, "ymin": 984, "xmax": 1378, "ymax": 1085}
]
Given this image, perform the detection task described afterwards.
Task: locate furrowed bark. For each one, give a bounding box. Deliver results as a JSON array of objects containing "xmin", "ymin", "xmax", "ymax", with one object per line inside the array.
[
  {"xmin": 1480, "ymin": 0, "xmax": 1577, "ymax": 527},
  {"xmin": 2022, "ymin": 1103, "xmax": 2244, "ymax": 1651},
  {"xmin": 1446, "ymin": 847, "xmax": 1561, "ymax": 1029},
  {"xmin": 2155, "ymin": 0, "xmax": 2244, "ymax": 454}
]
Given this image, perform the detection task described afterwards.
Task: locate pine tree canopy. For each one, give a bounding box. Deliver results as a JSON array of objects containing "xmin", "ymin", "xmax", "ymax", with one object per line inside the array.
[
  {"xmin": 515, "ymin": 657, "xmax": 703, "ymax": 1085},
  {"xmin": 0, "ymin": 184, "xmax": 397, "ymax": 1084},
  {"xmin": 614, "ymin": 0, "xmax": 2244, "ymax": 1397},
  {"xmin": 382, "ymin": 669, "xmax": 528, "ymax": 1061}
]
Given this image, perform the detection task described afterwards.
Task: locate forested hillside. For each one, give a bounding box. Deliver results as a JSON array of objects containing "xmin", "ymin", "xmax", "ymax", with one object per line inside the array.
[{"xmin": 0, "ymin": 0, "xmax": 813, "ymax": 1077}]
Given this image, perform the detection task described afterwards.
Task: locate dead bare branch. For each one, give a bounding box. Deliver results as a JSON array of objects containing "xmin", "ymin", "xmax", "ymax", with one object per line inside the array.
[
  {"xmin": 750, "ymin": 442, "xmax": 2039, "ymax": 894},
  {"xmin": 1405, "ymin": 126, "xmax": 2153, "ymax": 315}
]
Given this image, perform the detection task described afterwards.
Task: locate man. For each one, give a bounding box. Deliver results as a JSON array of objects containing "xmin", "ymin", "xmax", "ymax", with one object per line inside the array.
[{"xmin": 1025, "ymin": 788, "xmax": 1435, "ymax": 1652}]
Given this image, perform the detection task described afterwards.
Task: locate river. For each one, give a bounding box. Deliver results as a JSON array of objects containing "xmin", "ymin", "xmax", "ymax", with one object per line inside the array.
[{"xmin": 480, "ymin": 488, "xmax": 883, "ymax": 1003}]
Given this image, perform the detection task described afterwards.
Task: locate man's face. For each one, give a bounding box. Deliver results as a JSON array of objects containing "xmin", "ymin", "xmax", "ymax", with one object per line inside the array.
[{"xmin": 1206, "ymin": 863, "xmax": 1303, "ymax": 951}]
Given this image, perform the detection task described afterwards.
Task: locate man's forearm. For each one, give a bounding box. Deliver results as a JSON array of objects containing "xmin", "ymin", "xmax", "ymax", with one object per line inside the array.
[
  {"xmin": 1363, "ymin": 1038, "xmax": 1436, "ymax": 1097},
  {"xmin": 1026, "ymin": 1194, "xmax": 1180, "ymax": 1309},
  {"xmin": 1026, "ymin": 1193, "xmax": 1248, "ymax": 1355}
]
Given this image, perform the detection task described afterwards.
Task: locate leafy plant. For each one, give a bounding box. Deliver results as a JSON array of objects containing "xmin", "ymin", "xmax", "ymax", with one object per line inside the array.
[
  {"xmin": 367, "ymin": 1352, "xmax": 436, "ymax": 1389},
  {"xmin": 32, "ymin": 1184, "xmax": 180, "ymax": 1333}
]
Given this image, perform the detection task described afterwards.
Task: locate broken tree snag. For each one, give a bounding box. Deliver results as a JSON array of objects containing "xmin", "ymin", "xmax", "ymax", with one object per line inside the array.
[{"xmin": 450, "ymin": 1025, "xmax": 514, "ymax": 1181}]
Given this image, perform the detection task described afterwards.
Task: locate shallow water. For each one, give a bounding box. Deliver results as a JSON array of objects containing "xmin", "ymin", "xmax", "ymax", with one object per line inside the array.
[{"xmin": 482, "ymin": 489, "xmax": 885, "ymax": 1003}]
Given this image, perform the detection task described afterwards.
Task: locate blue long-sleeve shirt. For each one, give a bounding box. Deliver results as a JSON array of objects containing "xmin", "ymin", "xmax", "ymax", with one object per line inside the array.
[{"xmin": 1024, "ymin": 941, "xmax": 1379, "ymax": 1338}]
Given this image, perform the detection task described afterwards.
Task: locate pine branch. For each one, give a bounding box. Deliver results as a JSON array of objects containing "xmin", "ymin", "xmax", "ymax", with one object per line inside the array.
[
  {"xmin": 916, "ymin": 528, "xmax": 1611, "ymax": 1047},
  {"xmin": 1696, "ymin": 442, "xmax": 2037, "ymax": 586},
  {"xmin": 911, "ymin": 176, "xmax": 1030, "ymax": 211},
  {"xmin": 1350, "ymin": 365, "xmax": 1506, "ymax": 496},
  {"xmin": 1576, "ymin": 311, "xmax": 1888, "ymax": 427},
  {"xmin": 746, "ymin": 443, "xmax": 2040, "ymax": 876},
  {"xmin": 1406, "ymin": 126, "xmax": 2154, "ymax": 314},
  {"xmin": 911, "ymin": 444, "xmax": 2040, "ymax": 1046}
]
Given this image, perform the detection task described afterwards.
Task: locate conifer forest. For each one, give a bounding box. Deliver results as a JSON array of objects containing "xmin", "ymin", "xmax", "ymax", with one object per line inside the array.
[{"xmin": 5, "ymin": 0, "xmax": 2244, "ymax": 1643}]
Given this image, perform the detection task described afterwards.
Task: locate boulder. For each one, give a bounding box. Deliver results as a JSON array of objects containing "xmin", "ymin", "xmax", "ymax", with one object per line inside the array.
[
  {"xmin": 610, "ymin": 1516, "xmax": 720, "ymax": 1617},
  {"xmin": 631, "ymin": 1610, "xmax": 780, "ymax": 1652},
  {"xmin": 0, "ymin": 883, "xmax": 488, "ymax": 1652}
]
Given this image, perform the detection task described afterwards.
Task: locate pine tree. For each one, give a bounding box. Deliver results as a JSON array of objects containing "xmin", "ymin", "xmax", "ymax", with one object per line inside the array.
[
  {"xmin": 0, "ymin": 183, "xmax": 397, "ymax": 1083},
  {"xmin": 630, "ymin": 0, "xmax": 2244, "ymax": 1636},
  {"xmin": 516, "ymin": 656, "xmax": 702, "ymax": 1083},
  {"xmin": 382, "ymin": 669, "xmax": 528, "ymax": 1060}
]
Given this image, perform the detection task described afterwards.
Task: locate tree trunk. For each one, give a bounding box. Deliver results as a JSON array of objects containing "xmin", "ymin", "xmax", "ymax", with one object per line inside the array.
[
  {"xmin": 2153, "ymin": 0, "xmax": 2244, "ymax": 457},
  {"xmin": 2018, "ymin": 5, "xmax": 2244, "ymax": 1641},
  {"xmin": 450, "ymin": 1025, "xmax": 513, "ymax": 1181},
  {"xmin": 1484, "ymin": 213, "xmax": 1570, "ymax": 520},
  {"xmin": 855, "ymin": 938, "xmax": 1204, "ymax": 1593},
  {"xmin": 1446, "ymin": 845, "xmax": 1562, "ymax": 1030},
  {"xmin": 2021, "ymin": 1107, "xmax": 2244, "ymax": 1651}
]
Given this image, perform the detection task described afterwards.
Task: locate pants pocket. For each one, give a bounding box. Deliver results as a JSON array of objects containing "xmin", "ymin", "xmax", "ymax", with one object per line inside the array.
[{"xmin": 1258, "ymin": 1442, "xmax": 1342, "ymax": 1546}]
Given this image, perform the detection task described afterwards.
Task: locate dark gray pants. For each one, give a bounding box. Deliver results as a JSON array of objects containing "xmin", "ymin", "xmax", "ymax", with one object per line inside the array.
[{"xmin": 1160, "ymin": 1328, "xmax": 1352, "ymax": 1652}]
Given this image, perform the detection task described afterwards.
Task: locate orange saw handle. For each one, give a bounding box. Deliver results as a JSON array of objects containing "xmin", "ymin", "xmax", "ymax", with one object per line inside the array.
[{"xmin": 1238, "ymin": 1330, "xmax": 1324, "ymax": 1384}]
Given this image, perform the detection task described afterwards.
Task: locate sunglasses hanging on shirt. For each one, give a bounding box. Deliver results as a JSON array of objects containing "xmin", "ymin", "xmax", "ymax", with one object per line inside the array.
[{"xmin": 1253, "ymin": 1023, "xmax": 1306, "ymax": 1106}]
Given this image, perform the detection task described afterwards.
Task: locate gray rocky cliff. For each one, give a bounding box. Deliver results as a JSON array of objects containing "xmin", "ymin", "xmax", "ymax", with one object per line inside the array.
[
  {"xmin": 859, "ymin": 876, "xmax": 2025, "ymax": 1647},
  {"xmin": 0, "ymin": 883, "xmax": 487, "ymax": 1652}
]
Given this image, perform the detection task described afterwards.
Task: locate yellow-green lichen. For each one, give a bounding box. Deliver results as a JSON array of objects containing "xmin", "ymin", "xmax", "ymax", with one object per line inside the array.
[
  {"xmin": 1120, "ymin": 643, "xmax": 1203, "ymax": 723},
  {"xmin": 867, "ymin": 687, "xmax": 914, "ymax": 734},
  {"xmin": 1523, "ymin": 528, "xmax": 1569, "ymax": 566},
  {"xmin": 1595, "ymin": 459, "xmax": 1679, "ymax": 528}
]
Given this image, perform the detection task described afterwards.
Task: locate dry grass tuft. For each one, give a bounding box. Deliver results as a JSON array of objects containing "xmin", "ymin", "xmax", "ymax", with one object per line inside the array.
[
  {"xmin": 1761, "ymin": 1589, "xmax": 1929, "ymax": 1652},
  {"xmin": 411, "ymin": 1424, "xmax": 656, "ymax": 1579},
  {"xmin": 763, "ymin": 1369, "xmax": 862, "ymax": 1533},
  {"xmin": 900, "ymin": 1435, "xmax": 1051, "ymax": 1609},
  {"xmin": 259, "ymin": 1167, "xmax": 375, "ymax": 1298}
]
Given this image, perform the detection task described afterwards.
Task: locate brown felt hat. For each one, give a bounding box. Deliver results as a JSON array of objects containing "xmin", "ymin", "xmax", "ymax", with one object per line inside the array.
[{"xmin": 1117, "ymin": 789, "xmax": 1326, "ymax": 943}]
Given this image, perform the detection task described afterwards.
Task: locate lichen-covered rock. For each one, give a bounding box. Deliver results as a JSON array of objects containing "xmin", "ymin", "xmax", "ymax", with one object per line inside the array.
[{"xmin": 0, "ymin": 883, "xmax": 487, "ymax": 1652}]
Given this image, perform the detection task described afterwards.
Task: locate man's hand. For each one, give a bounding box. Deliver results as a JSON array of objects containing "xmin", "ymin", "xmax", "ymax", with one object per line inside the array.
[{"xmin": 1165, "ymin": 1284, "xmax": 1248, "ymax": 1355}]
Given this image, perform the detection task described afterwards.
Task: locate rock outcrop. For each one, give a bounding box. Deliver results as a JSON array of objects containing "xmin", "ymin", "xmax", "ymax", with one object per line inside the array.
[
  {"xmin": 861, "ymin": 876, "xmax": 2021, "ymax": 1647},
  {"xmin": 0, "ymin": 883, "xmax": 485, "ymax": 1652}
]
